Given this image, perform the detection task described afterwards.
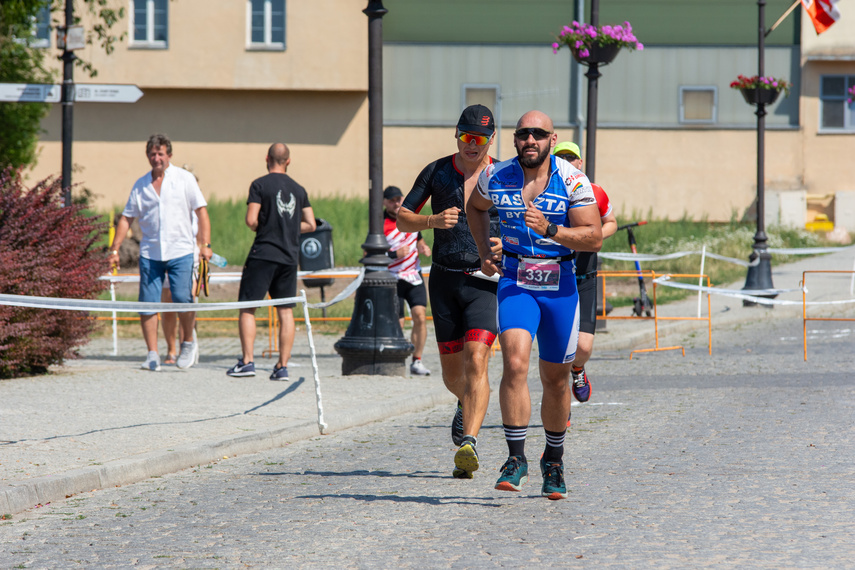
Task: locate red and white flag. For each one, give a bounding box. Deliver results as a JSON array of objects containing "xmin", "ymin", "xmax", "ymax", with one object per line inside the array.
[{"xmin": 801, "ymin": 0, "xmax": 841, "ymax": 34}]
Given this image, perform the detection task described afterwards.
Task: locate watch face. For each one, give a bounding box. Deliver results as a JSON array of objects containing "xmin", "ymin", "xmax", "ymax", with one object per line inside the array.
[{"xmin": 547, "ymin": 223, "xmax": 558, "ymax": 237}]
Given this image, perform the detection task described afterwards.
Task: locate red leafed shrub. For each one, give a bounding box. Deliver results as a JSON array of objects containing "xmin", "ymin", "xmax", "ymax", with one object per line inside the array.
[{"xmin": 0, "ymin": 168, "xmax": 109, "ymax": 378}]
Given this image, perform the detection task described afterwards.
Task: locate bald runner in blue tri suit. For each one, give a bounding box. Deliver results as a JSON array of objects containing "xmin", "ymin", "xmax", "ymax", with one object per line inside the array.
[{"xmin": 467, "ymin": 110, "xmax": 602, "ymax": 501}]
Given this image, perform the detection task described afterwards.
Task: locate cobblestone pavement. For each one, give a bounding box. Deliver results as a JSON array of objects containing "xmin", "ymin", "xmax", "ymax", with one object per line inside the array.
[{"xmin": 1, "ymin": 316, "xmax": 853, "ymax": 568}]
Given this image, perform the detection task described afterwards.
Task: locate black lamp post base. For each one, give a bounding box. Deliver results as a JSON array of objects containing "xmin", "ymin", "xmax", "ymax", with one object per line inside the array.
[
  {"xmin": 742, "ymin": 249, "xmax": 776, "ymax": 307},
  {"xmin": 334, "ymin": 270, "xmax": 414, "ymax": 375}
]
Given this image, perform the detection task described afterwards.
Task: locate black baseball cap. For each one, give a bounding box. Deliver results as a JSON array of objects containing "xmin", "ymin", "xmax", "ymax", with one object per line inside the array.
[
  {"xmin": 383, "ymin": 186, "xmax": 403, "ymax": 199},
  {"xmin": 457, "ymin": 104, "xmax": 495, "ymax": 136}
]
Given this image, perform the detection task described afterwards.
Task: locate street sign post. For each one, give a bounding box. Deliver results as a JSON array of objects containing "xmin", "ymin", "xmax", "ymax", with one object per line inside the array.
[
  {"xmin": 72, "ymin": 84, "xmax": 143, "ymax": 103},
  {"xmin": 0, "ymin": 83, "xmax": 142, "ymax": 104},
  {"xmin": 0, "ymin": 83, "xmax": 61, "ymax": 103}
]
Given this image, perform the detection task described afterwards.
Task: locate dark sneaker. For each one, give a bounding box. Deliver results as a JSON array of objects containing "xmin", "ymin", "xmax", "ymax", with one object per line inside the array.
[
  {"xmin": 451, "ymin": 402, "xmax": 464, "ymax": 446},
  {"xmin": 495, "ymin": 456, "xmax": 528, "ymax": 492},
  {"xmin": 226, "ymin": 359, "xmax": 255, "ymax": 377},
  {"xmin": 453, "ymin": 439, "xmax": 479, "ymax": 479},
  {"xmin": 270, "ymin": 364, "xmax": 289, "ymax": 381},
  {"xmin": 540, "ymin": 456, "xmax": 568, "ymax": 500},
  {"xmin": 567, "ymin": 408, "xmax": 572, "ymax": 429},
  {"xmin": 571, "ymin": 366, "xmax": 591, "ymax": 402}
]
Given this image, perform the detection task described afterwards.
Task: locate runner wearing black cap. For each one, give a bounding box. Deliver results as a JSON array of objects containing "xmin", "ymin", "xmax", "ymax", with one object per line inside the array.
[{"xmin": 396, "ymin": 104, "xmax": 502, "ymax": 480}]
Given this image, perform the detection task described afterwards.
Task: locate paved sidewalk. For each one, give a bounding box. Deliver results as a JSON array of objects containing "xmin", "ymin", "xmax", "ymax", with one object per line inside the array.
[{"xmin": 2, "ymin": 246, "xmax": 853, "ymax": 515}]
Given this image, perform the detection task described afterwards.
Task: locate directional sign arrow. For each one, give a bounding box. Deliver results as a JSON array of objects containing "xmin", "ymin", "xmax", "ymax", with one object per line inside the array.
[
  {"xmin": 72, "ymin": 84, "xmax": 144, "ymax": 103},
  {"xmin": 0, "ymin": 83, "xmax": 61, "ymax": 103},
  {"xmin": 0, "ymin": 83, "xmax": 143, "ymax": 104}
]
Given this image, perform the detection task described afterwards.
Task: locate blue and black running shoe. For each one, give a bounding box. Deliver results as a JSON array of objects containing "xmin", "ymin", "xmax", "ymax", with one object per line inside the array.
[
  {"xmin": 540, "ymin": 456, "xmax": 568, "ymax": 500},
  {"xmin": 571, "ymin": 366, "xmax": 591, "ymax": 402},
  {"xmin": 495, "ymin": 456, "xmax": 528, "ymax": 492}
]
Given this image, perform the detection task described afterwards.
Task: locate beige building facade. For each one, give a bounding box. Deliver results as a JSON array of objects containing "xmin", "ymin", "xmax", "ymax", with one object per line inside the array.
[
  {"xmin": 27, "ymin": 0, "xmax": 370, "ymax": 210},
  {"xmin": 24, "ymin": 2, "xmax": 855, "ymax": 230}
]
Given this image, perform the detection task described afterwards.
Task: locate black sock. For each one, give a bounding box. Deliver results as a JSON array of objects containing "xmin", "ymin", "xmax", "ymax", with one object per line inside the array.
[
  {"xmin": 503, "ymin": 424, "xmax": 527, "ymax": 462},
  {"xmin": 543, "ymin": 428, "xmax": 565, "ymax": 463}
]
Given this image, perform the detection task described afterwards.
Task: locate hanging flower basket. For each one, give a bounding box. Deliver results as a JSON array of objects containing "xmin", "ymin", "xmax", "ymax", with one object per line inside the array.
[
  {"xmin": 739, "ymin": 87, "xmax": 781, "ymax": 106},
  {"xmin": 571, "ymin": 43, "xmax": 621, "ymax": 65},
  {"xmin": 552, "ymin": 21, "xmax": 643, "ymax": 67},
  {"xmin": 730, "ymin": 75, "xmax": 790, "ymax": 106}
]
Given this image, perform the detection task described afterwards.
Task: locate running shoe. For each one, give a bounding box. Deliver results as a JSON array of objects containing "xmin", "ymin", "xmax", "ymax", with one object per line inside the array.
[
  {"xmin": 176, "ymin": 341, "xmax": 197, "ymax": 370},
  {"xmin": 453, "ymin": 439, "xmax": 479, "ymax": 479},
  {"xmin": 270, "ymin": 364, "xmax": 289, "ymax": 381},
  {"xmin": 410, "ymin": 358, "xmax": 431, "ymax": 376},
  {"xmin": 571, "ymin": 366, "xmax": 591, "ymax": 402},
  {"xmin": 451, "ymin": 402, "xmax": 464, "ymax": 446},
  {"xmin": 495, "ymin": 456, "xmax": 528, "ymax": 492},
  {"xmin": 540, "ymin": 456, "xmax": 568, "ymax": 500},
  {"xmin": 567, "ymin": 408, "xmax": 572, "ymax": 429},
  {"xmin": 141, "ymin": 351, "xmax": 161, "ymax": 372},
  {"xmin": 226, "ymin": 359, "xmax": 256, "ymax": 377}
]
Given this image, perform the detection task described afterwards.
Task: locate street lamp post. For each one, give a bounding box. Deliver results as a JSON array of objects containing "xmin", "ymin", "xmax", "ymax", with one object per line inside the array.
[
  {"xmin": 61, "ymin": 0, "xmax": 75, "ymax": 207},
  {"xmin": 334, "ymin": 0, "xmax": 413, "ymax": 375},
  {"xmin": 742, "ymin": 0, "xmax": 776, "ymax": 305},
  {"xmin": 583, "ymin": 0, "xmax": 601, "ymax": 183}
]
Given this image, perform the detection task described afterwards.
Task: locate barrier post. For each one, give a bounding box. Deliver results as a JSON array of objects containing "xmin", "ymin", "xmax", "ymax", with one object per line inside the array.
[
  {"xmin": 301, "ymin": 289, "xmax": 328, "ymax": 434},
  {"xmin": 109, "ymin": 212, "xmax": 118, "ymax": 355},
  {"xmin": 698, "ymin": 245, "xmax": 706, "ymax": 318}
]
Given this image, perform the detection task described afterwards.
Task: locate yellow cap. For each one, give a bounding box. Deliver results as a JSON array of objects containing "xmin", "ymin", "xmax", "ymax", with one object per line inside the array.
[{"xmin": 553, "ymin": 141, "xmax": 581, "ymax": 158}]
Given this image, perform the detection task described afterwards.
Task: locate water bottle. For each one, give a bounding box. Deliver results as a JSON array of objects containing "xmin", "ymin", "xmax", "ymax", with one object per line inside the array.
[{"xmin": 209, "ymin": 252, "xmax": 228, "ymax": 268}]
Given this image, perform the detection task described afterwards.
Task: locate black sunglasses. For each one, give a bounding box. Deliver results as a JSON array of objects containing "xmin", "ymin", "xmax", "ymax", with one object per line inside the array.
[{"xmin": 513, "ymin": 127, "xmax": 552, "ymax": 140}]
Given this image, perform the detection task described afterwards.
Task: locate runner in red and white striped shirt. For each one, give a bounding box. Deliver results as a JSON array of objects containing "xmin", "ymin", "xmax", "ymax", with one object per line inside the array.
[{"xmin": 383, "ymin": 185, "xmax": 432, "ymax": 376}]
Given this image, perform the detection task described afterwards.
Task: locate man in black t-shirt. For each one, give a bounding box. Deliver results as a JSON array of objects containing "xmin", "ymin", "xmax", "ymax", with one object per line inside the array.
[{"xmin": 227, "ymin": 143, "xmax": 316, "ymax": 380}]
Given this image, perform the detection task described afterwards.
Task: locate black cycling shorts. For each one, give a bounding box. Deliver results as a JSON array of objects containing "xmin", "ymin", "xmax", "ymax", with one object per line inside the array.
[
  {"xmin": 396, "ymin": 277, "xmax": 428, "ymax": 318},
  {"xmin": 576, "ymin": 272, "xmax": 598, "ymax": 335},
  {"xmin": 428, "ymin": 264, "xmax": 498, "ymax": 346},
  {"xmin": 238, "ymin": 258, "xmax": 298, "ymax": 308}
]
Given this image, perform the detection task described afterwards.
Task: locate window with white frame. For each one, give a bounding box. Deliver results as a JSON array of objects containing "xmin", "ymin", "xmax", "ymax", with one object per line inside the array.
[
  {"xmin": 679, "ymin": 86, "xmax": 717, "ymax": 124},
  {"xmin": 31, "ymin": 4, "xmax": 51, "ymax": 48},
  {"xmin": 247, "ymin": 0, "xmax": 286, "ymax": 50},
  {"xmin": 130, "ymin": 0, "xmax": 168, "ymax": 48},
  {"xmin": 819, "ymin": 75, "xmax": 855, "ymax": 132}
]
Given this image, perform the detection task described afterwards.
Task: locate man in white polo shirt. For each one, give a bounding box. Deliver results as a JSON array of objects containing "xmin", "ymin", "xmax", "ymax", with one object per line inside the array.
[{"xmin": 108, "ymin": 134, "xmax": 212, "ymax": 371}]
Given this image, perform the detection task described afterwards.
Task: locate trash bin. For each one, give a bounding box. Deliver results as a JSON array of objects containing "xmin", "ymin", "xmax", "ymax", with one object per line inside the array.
[{"xmin": 300, "ymin": 218, "xmax": 334, "ymax": 287}]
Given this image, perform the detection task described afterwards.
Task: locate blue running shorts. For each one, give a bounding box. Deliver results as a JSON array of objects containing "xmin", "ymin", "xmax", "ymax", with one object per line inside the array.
[{"xmin": 497, "ymin": 259, "xmax": 579, "ymax": 364}]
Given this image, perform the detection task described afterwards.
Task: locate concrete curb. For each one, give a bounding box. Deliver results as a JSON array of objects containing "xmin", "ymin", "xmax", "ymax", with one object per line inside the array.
[{"xmin": 0, "ymin": 389, "xmax": 454, "ymax": 516}]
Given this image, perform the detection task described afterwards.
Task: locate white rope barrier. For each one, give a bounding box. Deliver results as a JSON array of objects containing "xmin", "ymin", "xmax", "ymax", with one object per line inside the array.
[{"xmin": 652, "ymin": 275, "xmax": 855, "ymax": 307}]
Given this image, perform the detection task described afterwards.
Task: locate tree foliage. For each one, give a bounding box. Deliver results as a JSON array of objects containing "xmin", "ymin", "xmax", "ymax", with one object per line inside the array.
[
  {"xmin": 0, "ymin": 0, "xmax": 54, "ymax": 169},
  {"xmin": 0, "ymin": 167, "xmax": 109, "ymax": 378},
  {"xmin": 0, "ymin": 0, "xmax": 126, "ymax": 170}
]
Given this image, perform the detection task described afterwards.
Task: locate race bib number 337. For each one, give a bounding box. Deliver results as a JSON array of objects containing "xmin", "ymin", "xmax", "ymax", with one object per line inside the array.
[{"xmin": 516, "ymin": 257, "xmax": 560, "ymax": 291}]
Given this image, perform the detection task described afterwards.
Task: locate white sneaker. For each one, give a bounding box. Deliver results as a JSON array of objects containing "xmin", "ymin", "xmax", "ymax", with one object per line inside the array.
[
  {"xmin": 410, "ymin": 359, "xmax": 430, "ymax": 376},
  {"xmin": 141, "ymin": 351, "xmax": 161, "ymax": 372},
  {"xmin": 176, "ymin": 341, "xmax": 197, "ymax": 370}
]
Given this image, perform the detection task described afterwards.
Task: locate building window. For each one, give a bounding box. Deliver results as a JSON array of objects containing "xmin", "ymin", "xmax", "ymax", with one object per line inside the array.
[
  {"xmin": 819, "ymin": 75, "xmax": 855, "ymax": 132},
  {"xmin": 679, "ymin": 86, "xmax": 717, "ymax": 124},
  {"xmin": 130, "ymin": 0, "xmax": 168, "ymax": 48},
  {"xmin": 31, "ymin": 4, "xmax": 51, "ymax": 48},
  {"xmin": 247, "ymin": 0, "xmax": 286, "ymax": 50}
]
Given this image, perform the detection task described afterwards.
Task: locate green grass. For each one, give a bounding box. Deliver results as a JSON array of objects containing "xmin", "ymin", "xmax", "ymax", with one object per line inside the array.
[
  {"xmin": 92, "ymin": 200, "xmax": 847, "ymax": 330},
  {"xmin": 600, "ymin": 216, "xmax": 845, "ymax": 306}
]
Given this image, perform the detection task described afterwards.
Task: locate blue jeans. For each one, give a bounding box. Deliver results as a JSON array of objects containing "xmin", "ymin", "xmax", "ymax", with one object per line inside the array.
[{"xmin": 138, "ymin": 254, "xmax": 194, "ymax": 315}]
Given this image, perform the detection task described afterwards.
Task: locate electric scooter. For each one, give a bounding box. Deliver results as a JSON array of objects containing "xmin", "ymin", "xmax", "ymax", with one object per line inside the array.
[{"xmin": 616, "ymin": 221, "xmax": 653, "ymax": 317}]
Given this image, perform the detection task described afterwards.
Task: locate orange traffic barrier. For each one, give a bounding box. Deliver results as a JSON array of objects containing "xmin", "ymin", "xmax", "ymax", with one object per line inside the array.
[
  {"xmin": 801, "ymin": 270, "xmax": 855, "ymax": 361},
  {"xmin": 596, "ymin": 270, "xmax": 712, "ymax": 359}
]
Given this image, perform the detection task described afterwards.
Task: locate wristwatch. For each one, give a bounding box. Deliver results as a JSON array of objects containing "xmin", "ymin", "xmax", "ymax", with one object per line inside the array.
[{"xmin": 545, "ymin": 223, "xmax": 558, "ymax": 238}]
